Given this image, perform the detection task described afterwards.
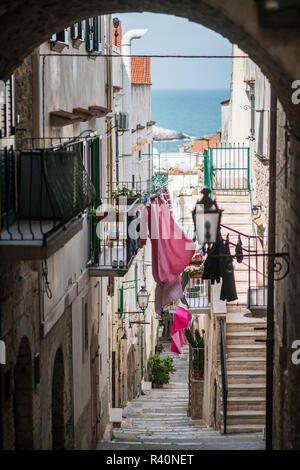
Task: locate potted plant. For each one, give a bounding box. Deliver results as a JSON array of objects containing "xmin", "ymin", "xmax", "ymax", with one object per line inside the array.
[
  {"xmin": 111, "ymin": 186, "xmax": 142, "ymax": 205},
  {"xmin": 88, "ymin": 205, "xmax": 121, "ymax": 222},
  {"xmin": 148, "ymin": 354, "xmax": 175, "ymax": 388},
  {"xmin": 190, "ymin": 253, "xmax": 204, "ymax": 265},
  {"xmin": 156, "ymin": 343, "xmax": 164, "ymax": 355},
  {"xmin": 184, "ymin": 328, "xmax": 205, "ymax": 378},
  {"xmin": 184, "ymin": 264, "xmax": 204, "ymax": 279}
]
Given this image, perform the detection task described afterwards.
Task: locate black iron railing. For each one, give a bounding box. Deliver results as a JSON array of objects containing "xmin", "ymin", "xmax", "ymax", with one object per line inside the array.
[
  {"xmin": 220, "ymin": 223, "xmax": 268, "ymax": 311},
  {"xmin": 220, "ymin": 318, "xmax": 228, "ymax": 434},
  {"xmin": 89, "ymin": 197, "xmax": 141, "ymax": 270},
  {"xmin": 0, "ymin": 146, "xmax": 95, "ymax": 244}
]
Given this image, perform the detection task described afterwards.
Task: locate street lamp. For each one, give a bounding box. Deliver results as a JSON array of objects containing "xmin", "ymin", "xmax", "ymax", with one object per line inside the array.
[
  {"xmin": 137, "ymin": 286, "xmax": 150, "ymax": 312},
  {"xmin": 192, "ymin": 187, "xmax": 223, "ymax": 244},
  {"xmin": 112, "ymin": 17, "xmax": 120, "ymax": 46}
]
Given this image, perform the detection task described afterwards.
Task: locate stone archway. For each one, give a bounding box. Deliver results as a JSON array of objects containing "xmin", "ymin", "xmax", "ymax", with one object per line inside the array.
[
  {"xmin": 0, "ymin": 1, "xmax": 299, "ymax": 129},
  {"xmin": 13, "ymin": 337, "xmax": 34, "ymax": 449},
  {"xmin": 51, "ymin": 348, "xmax": 65, "ymax": 450}
]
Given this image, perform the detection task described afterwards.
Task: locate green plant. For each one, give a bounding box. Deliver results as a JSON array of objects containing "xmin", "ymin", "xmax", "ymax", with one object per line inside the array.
[
  {"xmin": 148, "ymin": 354, "xmax": 175, "ymax": 385},
  {"xmin": 183, "ymin": 265, "xmax": 204, "ymax": 275},
  {"xmin": 184, "ymin": 328, "xmax": 205, "ymax": 371},
  {"xmin": 111, "ymin": 186, "xmax": 142, "ymax": 200},
  {"xmin": 157, "ymin": 343, "xmax": 164, "ymax": 355}
]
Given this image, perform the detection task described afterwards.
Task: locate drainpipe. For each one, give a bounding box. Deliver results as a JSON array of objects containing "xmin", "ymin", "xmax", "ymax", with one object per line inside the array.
[
  {"xmin": 121, "ymin": 29, "xmax": 147, "ymax": 157},
  {"xmin": 266, "ymin": 87, "xmax": 277, "ymax": 450}
]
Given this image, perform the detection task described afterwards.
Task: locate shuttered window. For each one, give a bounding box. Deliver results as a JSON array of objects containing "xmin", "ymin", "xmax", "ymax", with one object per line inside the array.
[
  {"xmin": 86, "ymin": 17, "xmax": 102, "ymax": 52},
  {"xmin": 0, "ymin": 78, "xmax": 15, "ymax": 138},
  {"xmin": 71, "ymin": 21, "xmax": 85, "ymax": 41},
  {"xmin": 56, "ymin": 29, "xmax": 69, "ymax": 43},
  {"xmin": 85, "ymin": 18, "xmax": 94, "ymax": 51}
]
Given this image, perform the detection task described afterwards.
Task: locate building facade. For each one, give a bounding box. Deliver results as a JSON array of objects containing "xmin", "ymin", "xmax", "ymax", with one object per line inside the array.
[{"xmin": 0, "ymin": 15, "xmax": 156, "ymax": 449}]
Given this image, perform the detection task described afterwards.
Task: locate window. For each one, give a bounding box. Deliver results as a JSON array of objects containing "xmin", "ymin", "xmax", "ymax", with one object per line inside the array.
[
  {"xmin": 93, "ymin": 17, "xmax": 102, "ymax": 52},
  {"xmin": 71, "ymin": 21, "xmax": 85, "ymax": 41},
  {"xmin": 86, "ymin": 17, "xmax": 102, "ymax": 53},
  {"xmin": 85, "ymin": 18, "xmax": 94, "ymax": 51},
  {"xmin": 0, "ymin": 78, "xmax": 15, "ymax": 138},
  {"xmin": 56, "ymin": 29, "xmax": 69, "ymax": 43}
]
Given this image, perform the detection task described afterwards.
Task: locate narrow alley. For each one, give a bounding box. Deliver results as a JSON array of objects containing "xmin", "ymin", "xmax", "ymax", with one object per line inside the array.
[
  {"xmin": 1, "ymin": 1, "xmax": 300, "ymax": 453},
  {"xmin": 98, "ymin": 342, "xmax": 264, "ymax": 450}
]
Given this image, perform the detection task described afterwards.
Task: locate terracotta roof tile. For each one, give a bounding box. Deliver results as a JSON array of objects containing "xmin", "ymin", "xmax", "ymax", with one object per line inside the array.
[
  {"xmin": 185, "ymin": 133, "xmax": 221, "ymax": 153},
  {"xmin": 131, "ymin": 57, "xmax": 151, "ymax": 84}
]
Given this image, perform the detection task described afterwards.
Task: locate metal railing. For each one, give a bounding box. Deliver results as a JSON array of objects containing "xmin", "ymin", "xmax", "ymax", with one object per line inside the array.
[
  {"xmin": 89, "ymin": 197, "xmax": 141, "ymax": 270},
  {"xmin": 204, "ymin": 144, "xmax": 250, "ymax": 192},
  {"xmin": 184, "ymin": 277, "xmax": 210, "ymax": 309},
  {"xmin": 219, "ymin": 318, "xmax": 228, "ymax": 434},
  {"xmin": 220, "ymin": 223, "xmax": 268, "ymax": 311},
  {"xmin": 0, "ymin": 146, "xmax": 95, "ymax": 244}
]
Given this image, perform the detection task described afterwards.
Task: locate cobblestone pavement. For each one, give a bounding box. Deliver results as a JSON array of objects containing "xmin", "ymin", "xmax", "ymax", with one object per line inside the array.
[{"xmin": 98, "ymin": 342, "xmax": 265, "ymax": 450}]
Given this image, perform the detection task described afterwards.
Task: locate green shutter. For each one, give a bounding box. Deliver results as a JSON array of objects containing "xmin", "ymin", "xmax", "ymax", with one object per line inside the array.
[
  {"xmin": 92, "ymin": 138, "xmax": 100, "ymax": 262},
  {"xmin": 71, "ymin": 24, "xmax": 76, "ymax": 39},
  {"xmin": 93, "ymin": 17, "xmax": 98, "ymax": 52},
  {"xmin": 119, "ymin": 285, "xmax": 124, "ymax": 317},
  {"xmin": 86, "ymin": 19, "xmax": 93, "ymax": 51}
]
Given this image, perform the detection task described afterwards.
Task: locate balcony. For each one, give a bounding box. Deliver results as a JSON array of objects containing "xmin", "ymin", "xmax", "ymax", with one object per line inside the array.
[
  {"xmin": 0, "ymin": 146, "xmax": 95, "ymax": 260},
  {"xmin": 184, "ymin": 277, "xmax": 210, "ymax": 312},
  {"xmin": 87, "ymin": 197, "xmax": 141, "ymax": 277}
]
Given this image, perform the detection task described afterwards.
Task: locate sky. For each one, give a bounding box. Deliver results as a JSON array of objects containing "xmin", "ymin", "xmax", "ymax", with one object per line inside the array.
[{"xmin": 115, "ymin": 12, "xmax": 232, "ymax": 90}]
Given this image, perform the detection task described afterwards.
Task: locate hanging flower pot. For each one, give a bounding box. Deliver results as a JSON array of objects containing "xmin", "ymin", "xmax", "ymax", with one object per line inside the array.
[
  {"xmin": 184, "ymin": 265, "xmax": 204, "ymax": 279},
  {"xmin": 190, "ymin": 253, "xmax": 204, "ymax": 266},
  {"xmin": 114, "ymin": 196, "xmax": 140, "ymax": 206},
  {"xmin": 189, "ymin": 272, "xmax": 203, "ymax": 279}
]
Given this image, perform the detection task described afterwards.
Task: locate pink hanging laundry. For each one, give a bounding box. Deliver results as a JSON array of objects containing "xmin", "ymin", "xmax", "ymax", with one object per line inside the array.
[
  {"xmin": 140, "ymin": 196, "xmax": 196, "ymax": 313},
  {"xmin": 171, "ymin": 305, "xmax": 191, "ymax": 354}
]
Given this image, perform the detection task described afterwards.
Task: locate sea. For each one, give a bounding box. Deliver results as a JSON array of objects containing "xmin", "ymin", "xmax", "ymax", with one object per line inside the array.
[{"xmin": 151, "ymin": 88, "xmax": 230, "ymax": 153}]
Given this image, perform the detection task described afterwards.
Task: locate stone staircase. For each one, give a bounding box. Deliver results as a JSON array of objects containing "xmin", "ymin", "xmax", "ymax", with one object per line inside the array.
[
  {"xmin": 98, "ymin": 342, "xmax": 264, "ymax": 449},
  {"xmin": 216, "ymin": 191, "xmax": 267, "ymax": 434},
  {"xmin": 219, "ymin": 192, "xmax": 257, "ymax": 306},
  {"xmin": 219, "ymin": 312, "xmax": 267, "ymax": 433}
]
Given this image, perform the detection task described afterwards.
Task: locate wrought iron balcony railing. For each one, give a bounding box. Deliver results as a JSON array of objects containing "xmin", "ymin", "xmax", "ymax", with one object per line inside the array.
[
  {"xmin": 87, "ymin": 197, "xmax": 141, "ymax": 277},
  {"xmin": 184, "ymin": 277, "xmax": 210, "ymax": 310},
  {"xmin": 0, "ymin": 146, "xmax": 95, "ymax": 248}
]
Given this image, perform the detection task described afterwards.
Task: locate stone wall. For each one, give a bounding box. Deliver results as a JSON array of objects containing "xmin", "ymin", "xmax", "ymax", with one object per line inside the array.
[
  {"xmin": 272, "ymin": 103, "xmax": 300, "ymax": 449},
  {"xmin": 0, "ymin": 260, "xmax": 75, "ymax": 449},
  {"xmin": 0, "ymin": 261, "xmax": 40, "ymax": 449}
]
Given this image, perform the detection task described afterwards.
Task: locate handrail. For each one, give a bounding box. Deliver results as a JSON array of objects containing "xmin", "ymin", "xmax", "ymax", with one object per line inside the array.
[
  {"xmin": 220, "ymin": 318, "xmax": 228, "ymax": 434},
  {"xmin": 220, "ymin": 223, "xmax": 261, "ymax": 240}
]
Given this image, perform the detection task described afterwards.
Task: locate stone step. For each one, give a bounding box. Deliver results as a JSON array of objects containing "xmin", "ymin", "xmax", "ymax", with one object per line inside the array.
[
  {"xmin": 226, "ymin": 331, "xmax": 266, "ymax": 345},
  {"xmin": 219, "ymin": 369, "xmax": 266, "ymax": 384},
  {"xmin": 218, "ymin": 203, "xmax": 250, "ymax": 211},
  {"xmin": 221, "ymin": 410, "xmax": 265, "ymax": 426},
  {"xmin": 222, "ymin": 215, "xmax": 252, "ymax": 224},
  {"xmin": 226, "ymin": 323, "xmax": 267, "ymax": 333},
  {"xmin": 217, "ymin": 195, "xmax": 250, "ymax": 203},
  {"xmin": 228, "ymin": 383, "xmax": 266, "ymax": 397},
  {"xmin": 226, "ymin": 397, "xmax": 266, "ymax": 411},
  {"xmin": 226, "ymin": 356, "xmax": 266, "ymax": 370},
  {"xmin": 227, "ymin": 344, "xmax": 266, "ymax": 358},
  {"xmin": 224, "ymin": 424, "xmax": 265, "ymax": 434}
]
